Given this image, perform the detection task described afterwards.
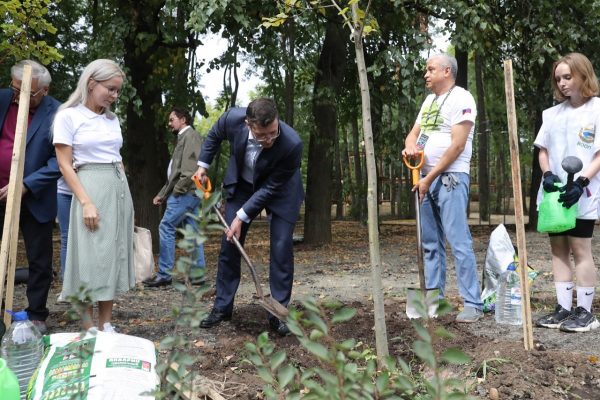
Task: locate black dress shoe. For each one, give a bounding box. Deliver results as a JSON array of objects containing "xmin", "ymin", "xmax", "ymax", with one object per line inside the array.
[
  {"xmin": 142, "ymin": 276, "xmax": 155, "ymax": 284},
  {"xmin": 143, "ymin": 276, "xmax": 172, "ymax": 287},
  {"xmin": 269, "ymin": 318, "xmax": 290, "ymax": 337},
  {"xmin": 200, "ymin": 309, "xmax": 232, "ymax": 328}
]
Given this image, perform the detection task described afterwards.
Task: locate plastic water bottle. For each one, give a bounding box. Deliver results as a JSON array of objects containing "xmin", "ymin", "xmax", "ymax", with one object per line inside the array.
[
  {"xmin": 0, "ymin": 311, "xmax": 44, "ymax": 399},
  {"xmin": 495, "ymin": 263, "xmax": 523, "ymax": 325}
]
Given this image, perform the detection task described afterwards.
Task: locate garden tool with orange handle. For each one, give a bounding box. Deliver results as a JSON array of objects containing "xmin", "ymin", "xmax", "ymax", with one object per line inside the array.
[
  {"xmin": 403, "ymin": 151, "xmax": 438, "ymax": 318},
  {"xmin": 192, "ymin": 175, "xmax": 289, "ymax": 320}
]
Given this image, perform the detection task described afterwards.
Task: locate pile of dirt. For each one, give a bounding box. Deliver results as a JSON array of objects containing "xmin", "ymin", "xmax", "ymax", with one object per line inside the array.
[{"xmin": 10, "ymin": 221, "xmax": 600, "ymax": 399}]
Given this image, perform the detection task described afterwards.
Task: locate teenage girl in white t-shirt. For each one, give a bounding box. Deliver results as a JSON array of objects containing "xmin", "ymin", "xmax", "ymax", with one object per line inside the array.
[{"xmin": 534, "ymin": 52, "xmax": 600, "ymax": 332}]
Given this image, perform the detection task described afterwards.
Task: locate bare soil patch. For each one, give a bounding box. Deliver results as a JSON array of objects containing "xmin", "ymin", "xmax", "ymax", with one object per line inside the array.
[{"xmin": 11, "ymin": 221, "xmax": 600, "ymax": 399}]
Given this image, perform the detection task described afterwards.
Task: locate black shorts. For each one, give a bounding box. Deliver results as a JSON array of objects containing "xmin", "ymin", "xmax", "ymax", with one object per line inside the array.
[{"xmin": 548, "ymin": 219, "xmax": 596, "ymax": 238}]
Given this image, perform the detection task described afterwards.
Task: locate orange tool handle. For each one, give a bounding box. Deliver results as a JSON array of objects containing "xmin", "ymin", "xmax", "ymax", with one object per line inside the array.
[
  {"xmin": 192, "ymin": 175, "xmax": 212, "ymax": 199},
  {"xmin": 402, "ymin": 151, "xmax": 424, "ymax": 185}
]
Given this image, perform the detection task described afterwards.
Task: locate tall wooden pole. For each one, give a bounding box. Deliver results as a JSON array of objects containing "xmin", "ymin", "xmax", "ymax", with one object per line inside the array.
[
  {"xmin": 503, "ymin": 60, "xmax": 534, "ymax": 350},
  {"xmin": 0, "ymin": 65, "xmax": 32, "ymax": 327}
]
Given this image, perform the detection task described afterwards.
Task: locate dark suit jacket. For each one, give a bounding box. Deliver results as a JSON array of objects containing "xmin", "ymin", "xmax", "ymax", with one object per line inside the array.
[
  {"xmin": 199, "ymin": 107, "xmax": 304, "ymax": 224},
  {"xmin": 0, "ymin": 89, "xmax": 61, "ymax": 223}
]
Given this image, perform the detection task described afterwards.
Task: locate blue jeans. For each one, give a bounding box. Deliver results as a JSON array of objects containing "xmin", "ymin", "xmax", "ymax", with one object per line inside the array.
[
  {"xmin": 420, "ymin": 172, "xmax": 482, "ymax": 309},
  {"xmin": 157, "ymin": 192, "xmax": 205, "ymax": 280},
  {"xmin": 57, "ymin": 192, "xmax": 73, "ymax": 280}
]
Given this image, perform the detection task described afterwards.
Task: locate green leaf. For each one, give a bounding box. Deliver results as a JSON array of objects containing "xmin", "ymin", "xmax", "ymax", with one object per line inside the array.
[
  {"xmin": 309, "ymin": 329, "xmax": 324, "ymax": 340},
  {"xmin": 413, "ymin": 340, "xmax": 435, "ymax": 368},
  {"xmin": 411, "ymin": 321, "xmax": 431, "ymax": 342},
  {"xmin": 433, "ymin": 326, "xmax": 455, "ymax": 339},
  {"xmin": 270, "ymin": 350, "xmax": 287, "ymax": 370},
  {"xmin": 441, "ymin": 348, "xmax": 471, "ymax": 365},
  {"xmin": 300, "ymin": 338, "xmax": 330, "ymax": 360},
  {"xmin": 257, "ymin": 332, "xmax": 270, "ymax": 347},
  {"xmin": 376, "ymin": 371, "xmax": 390, "ymax": 392},
  {"xmin": 332, "ymin": 307, "xmax": 357, "ymax": 323},
  {"xmin": 256, "ymin": 366, "xmax": 274, "ymax": 384},
  {"xmin": 301, "ymin": 298, "xmax": 320, "ymax": 313},
  {"xmin": 277, "ymin": 364, "xmax": 296, "ymax": 388},
  {"xmin": 336, "ymin": 338, "xmax": 356, "ymax": 351},
  {"xmin": 307, "ymin": 313, "xmax": 328, "ymax": 334}
]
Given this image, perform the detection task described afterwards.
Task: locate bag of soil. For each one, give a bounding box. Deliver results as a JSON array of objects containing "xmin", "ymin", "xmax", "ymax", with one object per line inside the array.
[{"xmin": 29, "ymin": 331, "xmax": 158, "ymax": 399}]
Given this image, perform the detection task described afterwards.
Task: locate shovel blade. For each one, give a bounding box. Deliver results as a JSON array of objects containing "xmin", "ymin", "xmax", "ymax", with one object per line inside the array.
[
  {"xmin": 406, "ymin": 288, "xmax": 440, "ymax": 319},
  {"xmin": 258, "ymin": 296, "xmax": 289, "ymax": 321}
]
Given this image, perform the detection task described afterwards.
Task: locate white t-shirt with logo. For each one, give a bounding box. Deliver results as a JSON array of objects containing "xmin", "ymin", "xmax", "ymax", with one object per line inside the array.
[
  {"xmin": 415, "ymin": 86, "xmax": 477, "ymax": 174},
  {"xmin": 534, "ymin": 97, "xmax": 600, "ymax": 219},
  {"xmin": 52, "ymin": 104, "xmax": 123, "ymax": 168}
]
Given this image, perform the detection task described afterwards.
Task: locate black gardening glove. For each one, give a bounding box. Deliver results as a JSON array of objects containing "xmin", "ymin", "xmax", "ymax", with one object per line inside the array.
[
  {"xmin": 558, "ymin": 176, "xmax": 589, "ymax": 209},
  {"xmin": 542, "ymin": 171, "xmax": 561, "ymax": 192}
]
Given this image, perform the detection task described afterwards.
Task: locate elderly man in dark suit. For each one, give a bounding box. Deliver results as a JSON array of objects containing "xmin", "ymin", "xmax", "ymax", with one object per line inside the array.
[
  {"xmin": 0, "ymin": 60, "xmax": 61, "ymax": 334},
  {"xmin": 195, "ymin": 97, "xmax": 304, "ymax": 336}
]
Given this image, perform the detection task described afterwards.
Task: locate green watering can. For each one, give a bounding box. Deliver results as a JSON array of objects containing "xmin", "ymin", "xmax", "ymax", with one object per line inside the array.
[
  {"xmin": 537, "ymin": 156, "xmax": 582, "ymax": 233},
  {"xmin": 0, "ymin": 357, "xmax": 20, "ymax": 400}
]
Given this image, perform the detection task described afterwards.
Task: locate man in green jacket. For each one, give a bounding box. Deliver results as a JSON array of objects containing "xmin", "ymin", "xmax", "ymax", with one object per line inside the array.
[{"xmin": 144, "ymin": 107, "xmax": 205, "ymax": 287}]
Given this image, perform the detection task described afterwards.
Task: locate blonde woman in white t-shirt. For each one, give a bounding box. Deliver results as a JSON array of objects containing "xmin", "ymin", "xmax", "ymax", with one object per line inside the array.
[
  {"xmin": 52, "ymin": 59, "xmax": 135, "ymax": 333},
  {"xmin": 534, "ymin": 52, "xmax": 600, "ymax": 332}
]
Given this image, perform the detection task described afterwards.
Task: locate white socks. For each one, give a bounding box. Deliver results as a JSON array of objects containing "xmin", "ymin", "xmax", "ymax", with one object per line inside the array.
[
  {"xmin": 577, "ymin": 287, "xmax": 595, "ymax": 312},
  {"xmin": 555, "ymin": 282, "xmax": 574, "ymax": 310},
  {"xmin": 555, "ymin": 282, "xmax": 595, "ymax": 312}
]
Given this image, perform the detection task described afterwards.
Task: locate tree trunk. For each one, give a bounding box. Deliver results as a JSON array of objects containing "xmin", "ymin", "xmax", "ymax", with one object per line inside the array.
[
  {"xmin": 341, "ymin": 125, "xmax": 352, "ymax": 205},
  {"xmin": 475, "ymin": 53, "xmax": 489, "ymax": 221},
  {"xmin": 283, "ymin": 21, "xmax": 295, "ymax": 126},
  {"xmin": 333, "ymin": 128, "xmax": 344, "ymax": 219},
  {"xmin": 303, "ymin": 18, "xmax": 346, "ymax": 245},
  {"xmin": 351, "ymin": 3, "xmax": 389, "ymax": 361},
  {"xmin": 121, "ymin": 0, "xmax": 170, "ymax": 249},
  {"xmin": 455, "ymin": 48, "xmax": 468, "ymax": 89},
  {"xmin": 351, "ymin": 106, "xmax": 366, "ymax": 221},
  {"xmin": 528, "ymin": 111, "xmax": 543, "ymax": 230}
]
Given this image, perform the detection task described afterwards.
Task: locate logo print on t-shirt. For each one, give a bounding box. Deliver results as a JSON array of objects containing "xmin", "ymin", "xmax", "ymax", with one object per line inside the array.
[
  {"xmin": 420, "ymin": 100, "xmax": 442, "ymax": 132},
  {"xmin": 578, "ymin": 124, "xmax": 595, "ymax": 144}
]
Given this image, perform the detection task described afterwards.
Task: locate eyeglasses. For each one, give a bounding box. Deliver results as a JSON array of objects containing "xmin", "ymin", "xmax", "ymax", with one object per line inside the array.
[
  {"xmin": 254, "ymin": 126, "xmax": 281, "ymax": 144},
  {"xmin": 96, "ymin": 81, "xmax": 121, "ymax": 97},
  {"xmin": 9, "ymin": 84, "xmax": 45, "ymax": 97}
]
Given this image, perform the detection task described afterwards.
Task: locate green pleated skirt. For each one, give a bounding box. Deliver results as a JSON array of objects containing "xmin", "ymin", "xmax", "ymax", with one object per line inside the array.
[{"xmin": 61, "ymin": 163, "xmax": 135, "ymax": 301}]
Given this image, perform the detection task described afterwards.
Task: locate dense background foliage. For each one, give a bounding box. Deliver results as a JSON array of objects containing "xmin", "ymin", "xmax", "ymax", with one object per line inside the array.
[{"xmin": 3, "ymin": 0, "xmax": 600, "ymax": 245}]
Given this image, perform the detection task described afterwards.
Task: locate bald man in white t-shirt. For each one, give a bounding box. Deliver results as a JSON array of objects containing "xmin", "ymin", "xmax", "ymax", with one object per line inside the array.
[{"xmin": 402, "ymin": 53, "xmax": 483, "ymax": 323}]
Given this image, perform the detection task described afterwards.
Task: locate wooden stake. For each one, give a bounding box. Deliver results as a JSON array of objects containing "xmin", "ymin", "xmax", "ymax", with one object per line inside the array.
[
  {"xmin": 503, "ymin": 59, "xmax": 534, "ymax": 350},
  {"xmin": 0, "ymin": 65, "xmax": 32, "ymax": 327}
]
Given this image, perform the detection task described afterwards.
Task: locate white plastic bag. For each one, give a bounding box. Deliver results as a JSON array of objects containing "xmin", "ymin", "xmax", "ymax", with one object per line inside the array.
[
  {"xmin": 481, "ymin": 224, "xmax": 518, "ymax": 312},
  {"xmin": 481, "ymin": 224, "xmax": 538, "ymax": 312},
  {"xmin": 133, "ymin": 226, "xmax": 154, "ymax": 284}
]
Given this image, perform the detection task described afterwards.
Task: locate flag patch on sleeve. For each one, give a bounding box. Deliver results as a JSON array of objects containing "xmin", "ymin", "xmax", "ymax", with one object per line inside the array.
[{"xmin": 462, "ymin": 108, "xmax": 471, "ymax": 115}]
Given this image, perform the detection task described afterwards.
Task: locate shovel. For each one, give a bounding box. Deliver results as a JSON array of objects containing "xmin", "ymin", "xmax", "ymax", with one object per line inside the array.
[
  {"xmin": 192, "ymin": 175, "xmax": 289, "ymax": 321},
  {"xmin": 403, "ymin": 151, "xmax": 439, "ymax": 319}
]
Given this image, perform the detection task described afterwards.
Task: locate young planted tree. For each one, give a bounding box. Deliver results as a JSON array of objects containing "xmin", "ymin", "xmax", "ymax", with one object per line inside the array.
[{"xmin": 263, "ymin": 0, "xmax": 389, "ymax": 360}]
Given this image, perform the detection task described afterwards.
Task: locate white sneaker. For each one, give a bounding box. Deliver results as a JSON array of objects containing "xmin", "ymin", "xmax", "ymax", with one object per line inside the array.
[{"xmin": 102, "ymin": 322, "xmax": 117, "ymax": 333}]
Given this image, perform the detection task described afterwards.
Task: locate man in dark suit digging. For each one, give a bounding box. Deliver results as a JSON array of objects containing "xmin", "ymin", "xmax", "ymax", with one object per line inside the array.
[{"xmin": 195, "ymin": 98, "xmax": 304, "ymax": 336}]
